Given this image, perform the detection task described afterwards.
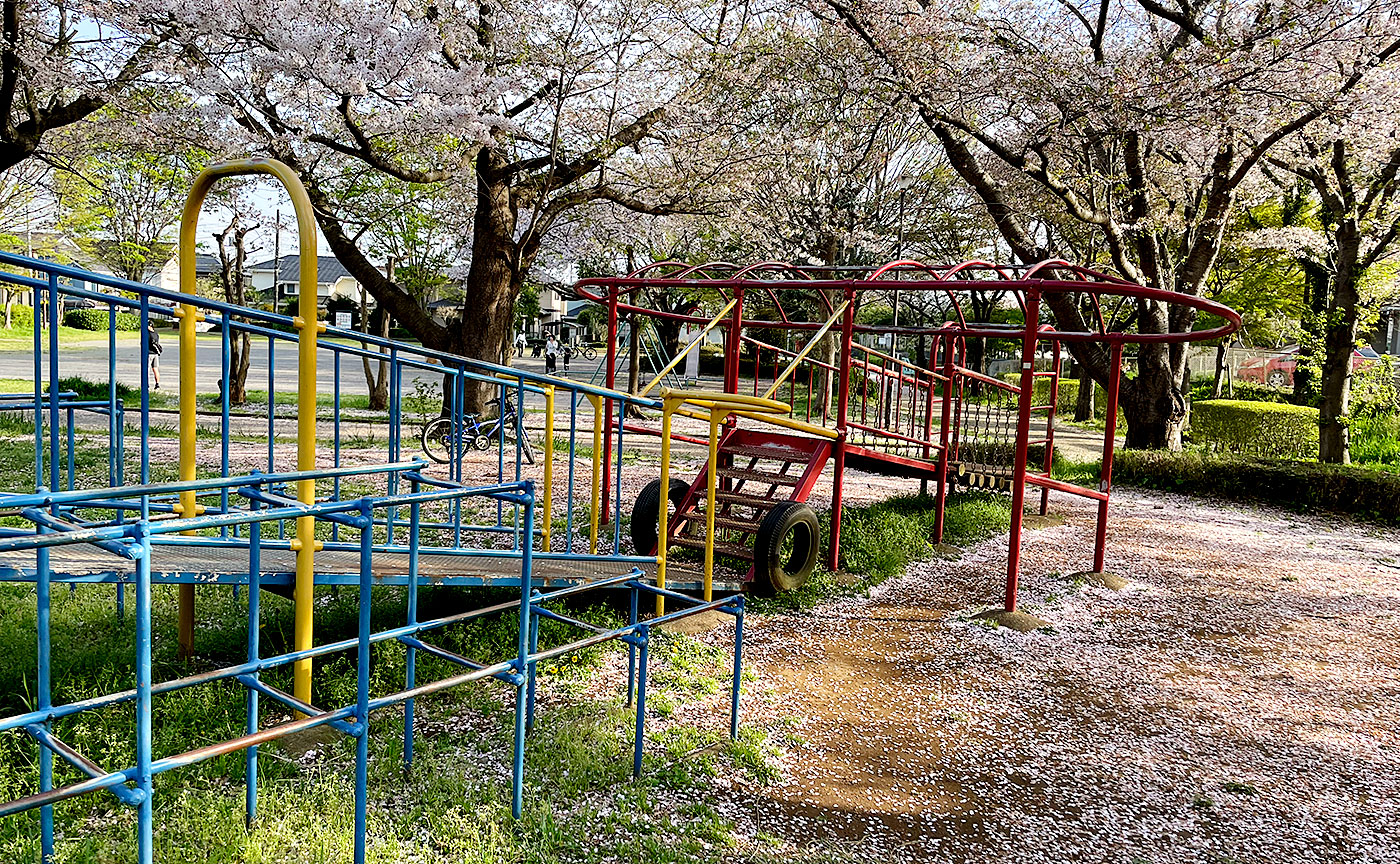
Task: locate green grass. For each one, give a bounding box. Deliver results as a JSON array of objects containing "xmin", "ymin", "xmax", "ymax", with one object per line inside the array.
[
  {"xmin": 0, "ymin": 579, "xmax": 799, "ymax": 863},
  {"xmin": 0, "ymin": 324, "xmax": 135, "ymax": 349}
]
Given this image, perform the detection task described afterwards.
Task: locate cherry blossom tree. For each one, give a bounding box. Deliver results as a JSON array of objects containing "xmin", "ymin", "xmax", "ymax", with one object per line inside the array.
[
  {"xmin": 821, "ymin": 0, "xmax": 1400, "ymax": 448},
  {"xmin": 151, "ymin": 0, "xmax": 735, "ymax": 409},
  {"xmin": 1, "ymin": 1, "xmax": 175, "ymax": 172},
  {"xmin": 1257, "ymin": 77, "xmax": 1400, "ymax": 462}
]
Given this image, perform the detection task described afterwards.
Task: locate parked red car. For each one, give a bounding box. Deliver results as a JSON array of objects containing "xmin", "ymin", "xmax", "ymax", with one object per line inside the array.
[{"xmin": 1237, "ymin": 345, "xmax": 1381, "ymax": 388}]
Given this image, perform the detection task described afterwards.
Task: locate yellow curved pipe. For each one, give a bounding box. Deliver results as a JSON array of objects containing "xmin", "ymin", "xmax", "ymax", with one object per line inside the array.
[{"xmin": 179, "ymin": 158, "xmax": 319, "ymax": 705}]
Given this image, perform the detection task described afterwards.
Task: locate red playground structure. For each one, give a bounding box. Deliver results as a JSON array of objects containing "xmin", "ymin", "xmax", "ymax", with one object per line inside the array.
[{"xmin": 573, "ymin": 260, "xmax": 1240, "ymax": 612}]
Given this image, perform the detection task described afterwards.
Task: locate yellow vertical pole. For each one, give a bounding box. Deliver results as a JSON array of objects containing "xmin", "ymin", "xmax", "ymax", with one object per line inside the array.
[
  {"xmin": 542, "ymin": 385, "xmax": 554, "ymax": 552},
  {"xmin": 587, "ymin": 394, "xmax": 602, "ymax": 555},
  {"xmin": 291, "ymin": 236, "xmax": 319, "ymax": 707},
  {"xmin": 703, "ymin": 408, "xmax": 721, "ymax": 602},
  {"xmin": 657, "ymin": 395, "xmax": 675, "ymax": 617},
  {"xmin": 179, "ymin": 157, "xmax": 319, "ymax": 704},
  {"xmin": 175, "ymin": 243, "xmax": 201, "ymax": 658}
]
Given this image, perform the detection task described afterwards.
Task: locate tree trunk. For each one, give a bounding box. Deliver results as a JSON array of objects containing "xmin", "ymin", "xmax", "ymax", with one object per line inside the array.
[
  {"xmin": 215, "ymin": 218, "xmax": 255, "ymax": 405},
  {"xmin": 1074, "ymin": 362, "xmax": 1094, "ymax": 422},
  {"xmin": 1318, "ymin": 222, "xmax": 1362, "ymax": 464},
  {"xmin": 454, "ymin": 152, "xmax": 523, "ymax": 414},
  {"xmin": 229, "ymin": 332, "xmax": 251, "ymax": 404},
  {"xmin": 360, "ymin": 284, "xmax": 390, "ymax": 411},
  {"xmin": 1210, "ymin": 343, "xmax": 1227, "ymax": 399}
]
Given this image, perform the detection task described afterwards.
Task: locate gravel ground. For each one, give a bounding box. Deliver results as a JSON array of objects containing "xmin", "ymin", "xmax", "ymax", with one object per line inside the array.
[{"xmin": 722, "ymin": 489, "xmax": 1400, "ymax": 863}]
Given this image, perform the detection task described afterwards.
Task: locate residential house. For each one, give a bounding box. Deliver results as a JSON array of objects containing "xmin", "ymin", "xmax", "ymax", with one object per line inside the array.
[
  {"xmin": 246, "ymin": 255, "xmax": 362, "ymax": 308},
  {"xmin": 150, "ymin": 253, "xmax": 226, "ymax": 294}
]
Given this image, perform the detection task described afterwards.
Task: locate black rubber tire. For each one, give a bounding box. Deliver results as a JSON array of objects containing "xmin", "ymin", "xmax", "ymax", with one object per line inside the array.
[
  {"xmin": 421, "ymin": 417, "xmax": 455, "ymax": 464},
  {"xmin": 630, "ymin": 478, "xmax": 691, "ymax": 555},
  {"xmin": 1267, "ymin": 370, "xmax": 1288, "ymax": 389},
  {"xmin": 752, "ymin": 502, "xmax": 820, "ymax": 596}
]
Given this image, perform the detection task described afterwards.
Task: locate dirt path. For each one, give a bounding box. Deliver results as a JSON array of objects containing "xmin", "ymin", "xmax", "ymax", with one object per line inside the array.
[{"xmin": 724, "ymin": 490, "xmax": 1400, "ymax": 863}]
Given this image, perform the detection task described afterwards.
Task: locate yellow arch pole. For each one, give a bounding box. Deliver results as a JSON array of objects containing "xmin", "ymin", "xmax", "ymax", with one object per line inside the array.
[{"xmin": 179, "ymin": 158, "xmax": 320, "ymax": 704}]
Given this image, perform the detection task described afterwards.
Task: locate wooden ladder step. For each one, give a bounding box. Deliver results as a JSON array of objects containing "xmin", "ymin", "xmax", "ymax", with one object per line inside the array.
[
  {"xmin": 716, "ymin": 466, "xmax": 800, "ymax": 486},
  {"xmin": 720, "ymin": 442, "xmax": 814, "ymax": 462},
  {"xmin": 714, "ymin": 489, "xmax": 781, "ymax": 509},
  {"xmin": 669, "ymin": 535, "xmax": 754, "ymax": 559},
  {"xmin": 676, "ymin": 512, "xmax": 762, "ymax": 532}
]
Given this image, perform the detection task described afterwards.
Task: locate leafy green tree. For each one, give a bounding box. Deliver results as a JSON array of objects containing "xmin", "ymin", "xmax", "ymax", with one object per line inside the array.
[{"xmin": 53, "ymin": 127, "xmax": 204, "ymax": 281}]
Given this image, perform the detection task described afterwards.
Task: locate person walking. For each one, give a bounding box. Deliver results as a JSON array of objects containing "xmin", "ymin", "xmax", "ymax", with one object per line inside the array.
[
  {"xmin": 545, "ymin": 334, "xmax": 559, "ymax": 374},
  {"xmin": 514, "ymin": 332, "xmax": 527, "ymax": 359},
  {"xmin": 561, "ymin": 343, "xmax": 572, "ymax": 374},
  {"xmin": 146, "ymin": 320, "xmax": 163, "ymax": 390}
]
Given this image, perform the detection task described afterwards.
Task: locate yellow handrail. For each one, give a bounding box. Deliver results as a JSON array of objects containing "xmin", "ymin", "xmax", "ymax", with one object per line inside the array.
[
  {"xmin": 761, "ymin": 300, "xmax": 849, "ymax": 401},
  {"xmin": 656, "ymin": 389, "xmax": 790, "ymax": 615},
  {"xmin": 179, "ymin": 158, "xmax": 321, "ymax": 706},
  {"xmin": 639, "ymin": 300, "xmax": 737, "ymax": 398}
]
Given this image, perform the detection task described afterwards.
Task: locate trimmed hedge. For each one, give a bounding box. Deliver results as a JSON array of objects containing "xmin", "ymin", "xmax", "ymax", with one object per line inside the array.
[
  {"xmin": 63, "ymin": 308, "xmax": 141, "ymax": 332},
  {"xmin": 1112, "ymin": 450, "xmax": 1400, "ymax": 527},
  {"xmin": 1190, "ymin": 399, "xmax": 1319, "ymax": 459},
  {"xmin": 1000, "ymin": 374, "xmax": 1110, "ymax": 418}
]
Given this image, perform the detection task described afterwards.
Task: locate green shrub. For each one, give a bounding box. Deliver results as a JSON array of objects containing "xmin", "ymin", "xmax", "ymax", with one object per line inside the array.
[
  {"xmin": 0, "ymin": 303, "xmax": 33, "ymax": 329},
  {"xmin": 1352, "ymin": 355, "xmax": 1400, "ymax": 418},
  {"xmin": 999, "ymin": 374, "xmax": 1110, "ymax": 418},
  {"xmin": 1112, "ymin": 450, "xmax": 1400, "ymax": 526},
  {"xmin": 63, "ymin": 308, "xmax": 141, "ymax": 331},
  {"xmin": 1190, "ymin": 399, "xmax": 1319, "ymax": 459}
]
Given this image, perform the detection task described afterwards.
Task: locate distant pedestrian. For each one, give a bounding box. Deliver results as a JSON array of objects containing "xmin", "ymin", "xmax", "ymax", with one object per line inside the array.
[
  {"xmin": 514, "ymin": 332, "xmax": 527, "ymax": 358},
  {"xmin": 146, "ymin": 320, "xmax": 163, "ymax": 390},
  {"xmin": 561, "ymin": 345, "xmax": 572, "ymax": 374},
  {"xmin": 545, "ymin": 334, "xmax": 559, "ymax": 374}
]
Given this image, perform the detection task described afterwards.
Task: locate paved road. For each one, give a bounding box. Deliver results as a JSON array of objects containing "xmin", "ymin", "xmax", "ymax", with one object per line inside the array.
[{"xmin": 0, "ymin": 335, "xmax": 620, "ymax": 397}]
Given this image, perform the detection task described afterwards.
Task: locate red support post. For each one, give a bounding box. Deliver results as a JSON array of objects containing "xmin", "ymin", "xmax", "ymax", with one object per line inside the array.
[
  {"xmin": 1040, "ymin": 338, "xmax": 1062, "ymax": 516},
  {"xmin": 828, "ymin": 287, "xmax": 856, "ymax": 571},
  {"xmin": 1094, "ymin": 342, "xmax": 1124, "ymax": 573},
  {"xmin": 1004, "ymin": 290, "xmax": 1040, "ymax": 613},
  {"xmin": 601, "ymin": 292, "xmax": 619, "ymax": 525},
  {"xmin": 724, "ymin": 288, "xmax": 745, "ymax": 396},
  {"xmin": 933, "ymin": 333, "xmax": 954, "ymax": 543}
]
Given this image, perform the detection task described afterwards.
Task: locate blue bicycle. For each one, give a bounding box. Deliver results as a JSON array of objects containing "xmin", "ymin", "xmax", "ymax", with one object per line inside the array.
[{"xmin": 421, "ymin": 395, "xmax": 536, "ymax": 464}]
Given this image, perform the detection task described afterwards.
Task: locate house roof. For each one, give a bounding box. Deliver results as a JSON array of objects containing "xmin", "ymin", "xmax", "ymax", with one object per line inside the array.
[
  {"xmin": 191, "ymin": 253, "xmax": 223, "ymax": 275},
  {"xmin": 248, "ymin": 255, "xmax": 355, "ymax": 284}
]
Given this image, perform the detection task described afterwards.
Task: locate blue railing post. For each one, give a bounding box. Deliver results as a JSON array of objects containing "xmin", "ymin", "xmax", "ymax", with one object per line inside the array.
[
  {"xmin": 354, "ymin": 500, "xmax": 373, "ymax": 864},
  {"xmin": 730, "ymin": 596, "xmax": 745, "ymax": 740},
  {"xmin": 35, "ymin": 515, "xmax": 53, "ymax": 863},
  {"xmin": 48, "ymin": 272, "xmax": 60, "ymax": 495},
  {"xmin": 245, "ymin": 495, "xmax": 262, "ymax": 826},
  {"xmin": 134, "ymin": 520, "xmax": 154, "ymax": 864},
  {"xmin": 631, "ymin": 623, "xmax": 650, "ymax": 778},
  {"xmin": 626, "ymin": 586, "xmax": 638, "ymax": 707},
  {"xmin": 525, "ymin": 595, "xmax": 540, "ymax": 735},
  {"xmin": 510, "ymin": 485, "xmax": 535, "ymax": 819},
  {"xmin": 403, "ymin": 480, "xmax": 420, "ymax": 769}
]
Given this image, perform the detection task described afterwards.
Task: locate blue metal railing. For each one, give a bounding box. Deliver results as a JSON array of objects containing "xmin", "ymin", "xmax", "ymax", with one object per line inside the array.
[
  {"xmin": 0, "ymin": 465, "xmax": 744, "ymax": 863},
  {"xmin": 0, "ymin": 250, "xmax": 665, "ymax": 562}
]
